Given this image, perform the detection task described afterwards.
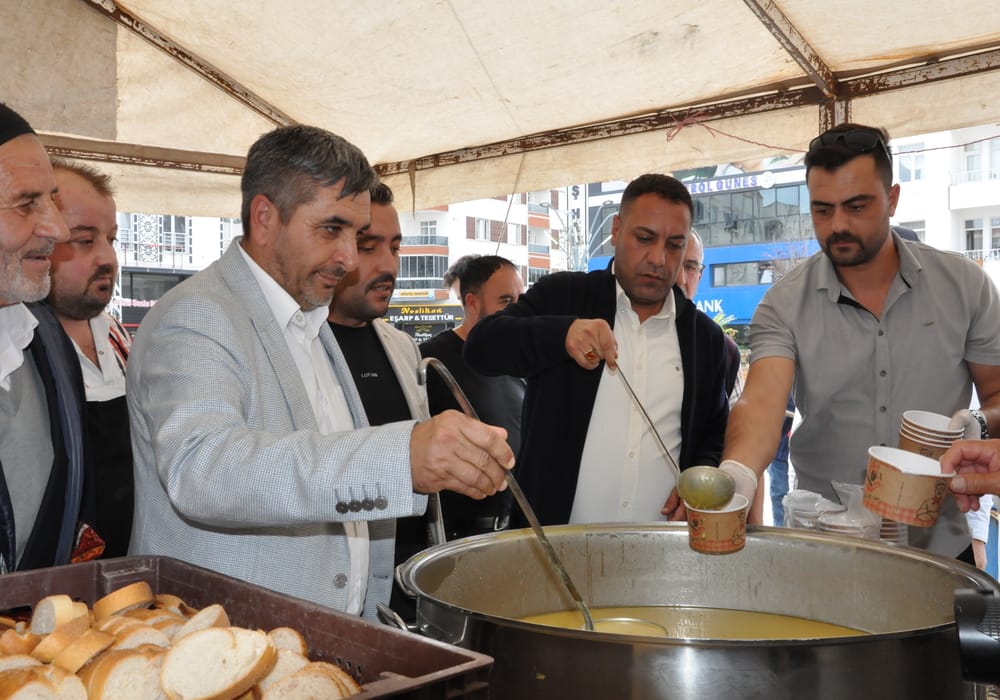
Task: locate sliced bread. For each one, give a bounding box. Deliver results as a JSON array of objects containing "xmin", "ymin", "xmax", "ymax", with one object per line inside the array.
[
  {"xmin": 161, "ymin": 627, "xmax": 276, "ymax": 700},
  {"xmin": 93, "ymin": 582, "xmax": 154, "ymax": 623}
]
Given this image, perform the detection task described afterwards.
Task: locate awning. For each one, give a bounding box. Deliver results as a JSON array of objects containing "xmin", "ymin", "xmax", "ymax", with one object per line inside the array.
[{"xmin": 3, "ymin": 0, "xmax": 999, "ymax": 216}]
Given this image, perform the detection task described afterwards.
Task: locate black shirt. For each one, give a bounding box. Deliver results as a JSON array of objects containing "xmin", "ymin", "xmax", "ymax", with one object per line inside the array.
[
  {"xmin": 419, "ymin": 329, "xmax": 523, "ymax": 522},
  {"xmin": 328, "ymin": 323, "xmax": 411, "ymax": 425}
]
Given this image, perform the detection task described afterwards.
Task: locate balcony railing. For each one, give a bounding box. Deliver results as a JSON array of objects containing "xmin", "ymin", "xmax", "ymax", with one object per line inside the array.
[
  {"xmin": 402, "ymin": 235, "xmax": 449, "ymax": 246},
  {"xmin": 527, "ymin": 243, "xmax": 550, "ymax": 254},
  {"xmin": 117, "ymin": 240, "xmax": 191, "ymax": 270},
  {"xmin": 962, "ymin": 248, "xmax": 1000, "ymax": 262}
]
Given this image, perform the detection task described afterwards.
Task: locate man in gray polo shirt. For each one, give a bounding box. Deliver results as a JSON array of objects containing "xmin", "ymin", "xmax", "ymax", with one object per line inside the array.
[{"xmin": 720, "ymin": 123, "xmax": 1000, "ymax": 558}]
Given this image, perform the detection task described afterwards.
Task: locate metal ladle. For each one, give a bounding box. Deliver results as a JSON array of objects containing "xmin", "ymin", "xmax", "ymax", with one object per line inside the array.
[
  {"xmin": 614, "ymin": 365, "xmax": 735, "ymax": 511},
  {"xmin": 418, "ymin": 357, "xmax": 596, "ymax": 631}
]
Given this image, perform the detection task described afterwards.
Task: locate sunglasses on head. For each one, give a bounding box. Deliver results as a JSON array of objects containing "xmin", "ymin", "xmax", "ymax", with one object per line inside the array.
[{"xmin": 808, "ymin": 129, "xmax": 891, "ymax": 162}]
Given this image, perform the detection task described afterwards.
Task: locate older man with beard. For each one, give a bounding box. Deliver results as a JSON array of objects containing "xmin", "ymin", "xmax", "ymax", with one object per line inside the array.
[
  {"xmin": 47, "ymin": 161, "xmax": 133, "ymax": 557},
  {"xmin": 0, "ymin": 103, "xmax": 100, "ymax": 572}
]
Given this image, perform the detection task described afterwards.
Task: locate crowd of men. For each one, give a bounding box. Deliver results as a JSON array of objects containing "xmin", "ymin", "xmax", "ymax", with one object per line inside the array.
[{"xmin": 3, "ymin": 98, "xmax": 1000, "ymax": 619}]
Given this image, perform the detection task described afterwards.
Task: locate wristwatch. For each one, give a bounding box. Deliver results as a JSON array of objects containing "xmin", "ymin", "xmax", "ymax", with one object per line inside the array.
[{"xmin": 971, "ymin": 409, "xmax": 990, "ymax": 440}]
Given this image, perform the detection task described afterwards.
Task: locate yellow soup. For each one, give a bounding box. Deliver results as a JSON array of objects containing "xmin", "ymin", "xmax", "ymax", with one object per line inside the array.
[{"xmin": 519, "ymin": 606, "xmax": 867, "ymax": 639}]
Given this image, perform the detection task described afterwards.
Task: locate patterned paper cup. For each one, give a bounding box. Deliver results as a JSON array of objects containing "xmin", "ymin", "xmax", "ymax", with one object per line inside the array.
[
  {"xmin": 863, "ymin": 446, "xmax": 954, "ymax": 527},
  {"xmin": 686, "ymin": 494, "xmax": 749, "ymax": 554},
  {"xmin": 898, "ymin": 431, "xmax": 953, "ymax": 460}
]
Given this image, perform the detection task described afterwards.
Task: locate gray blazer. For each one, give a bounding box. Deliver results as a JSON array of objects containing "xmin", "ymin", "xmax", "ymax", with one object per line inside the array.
[{"xmin": 127, "ymin": 240, "xmax": 426, "ymax": 617}]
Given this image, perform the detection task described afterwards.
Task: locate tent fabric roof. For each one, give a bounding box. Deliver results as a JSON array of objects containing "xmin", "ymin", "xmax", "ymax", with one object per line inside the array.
[{"xmin": 3, "ymin": 0, "xmax": 999, "ymax": 216}]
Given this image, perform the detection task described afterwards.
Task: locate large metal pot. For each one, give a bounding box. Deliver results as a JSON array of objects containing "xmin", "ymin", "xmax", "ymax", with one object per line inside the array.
[{"xmin": 397, "ymin": 524, "xmax": 1000, "ymax": 699}]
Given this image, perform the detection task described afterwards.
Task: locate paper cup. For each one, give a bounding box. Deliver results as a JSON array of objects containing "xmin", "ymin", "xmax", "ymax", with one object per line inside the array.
[
  {"xmin": 901, "ymin": 410, "xmax": 964, "ymax": 439},
  {"xmin": 686, "ymin": 494, "xmax": 749, "ymax": 554},
  {"xmin": 897, "ymin": 432, "xmax": 952, "ymax": 460},
  {"xmin": 863, "ymin": 446, "xmax": 954, "ymax": 527}
]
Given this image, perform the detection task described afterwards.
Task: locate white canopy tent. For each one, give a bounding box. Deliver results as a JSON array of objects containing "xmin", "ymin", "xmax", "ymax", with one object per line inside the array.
[{"xmin": 2, "ymin": 0, "xmax": 999, "ymax": 216}]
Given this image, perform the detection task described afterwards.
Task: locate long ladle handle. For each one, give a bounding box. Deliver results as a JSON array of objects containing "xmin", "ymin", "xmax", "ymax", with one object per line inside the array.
[
  {"xmin": 418, "ymin": 357, "xmax": 595, "ymax": 631},
  {"xmin": 615, "ymin": 366, "xmax": 681, "ymax": 480}
]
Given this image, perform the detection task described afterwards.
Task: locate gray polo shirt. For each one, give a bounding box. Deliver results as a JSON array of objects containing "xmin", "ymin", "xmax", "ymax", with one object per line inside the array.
[{"xmin": 750, "ymin": 233, "xmax": 1000, "ymax": 556}]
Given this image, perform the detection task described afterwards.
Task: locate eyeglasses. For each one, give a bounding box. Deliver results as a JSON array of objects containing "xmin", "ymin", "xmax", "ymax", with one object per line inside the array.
[
  {"xmin": 683, "ymin": 261, "xmax": 705, "ymax": 275},
  {"xmin": 808, "ymin": 129, "xmax": 892, "ymax": 163}
]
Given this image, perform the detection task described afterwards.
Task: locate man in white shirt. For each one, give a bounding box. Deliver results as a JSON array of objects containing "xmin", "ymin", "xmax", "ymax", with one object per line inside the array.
[
  {"xmin": 0, "ymin": 102, "xmax": 98, "ymax": 572},
  {"xmin": 465, "ymin": 174, "xmax": 732, "ymax": 526},
  {"xmin": 127, "ymin": 125, "xmax": 514, "ymax": 616},
  {"xmin": 47, "ymin": 161, "xmax": 134, "ymax": 557}
]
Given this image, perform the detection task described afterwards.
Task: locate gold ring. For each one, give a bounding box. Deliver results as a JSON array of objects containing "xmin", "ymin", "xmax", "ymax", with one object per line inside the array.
[{"xmin": 584, "ymin": 348, "xmax": 598, "ymax": 362}]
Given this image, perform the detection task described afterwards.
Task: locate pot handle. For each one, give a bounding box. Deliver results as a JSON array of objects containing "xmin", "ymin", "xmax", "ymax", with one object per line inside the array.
[
  {"xmin": 394, "ymin": 561, "xmax": 419, "ymax": 598},
  {"xmin": 376, "ymin": 603, "xmax": 411, "ymax": 632}
]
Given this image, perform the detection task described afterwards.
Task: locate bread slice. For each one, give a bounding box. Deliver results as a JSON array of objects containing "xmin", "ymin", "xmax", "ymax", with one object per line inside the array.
[
  {"xmin": 265, "ymin": 628, "xmax": 308, "ymax": 657},
  {"xmin": 0, "ymin": 665, "xmax": 86, "ymax": 700},
  {"xmin": 30, "ymin": 615, "xmax": 91, "ymax": 663},
  {"xmin": 172, "ymin": 604, "xmax": 230, "ymax": 642},
  {"xmin": 0, "ymin": 667, "xmax": 53, "ymax": 700},
  {"xmin": 96, "ymin": 616, "xmax": 143, "ymax": 636},
  {"xmin": 152, "ymin": 594, "xmax": 197, "ymax": 618},
  {"xmin": 34, "ymin": 666, "xmax": 86, "ymax": 700},
  {"xmin": 310, "ymin": 662, "xmax": 361, "ymax": 696},
  {"xmin": 0, "ymin": 625, "xmax": 40, "ymax": 656},
  {"xmin": 258, "ymin": 661, "xmax": 363, "ymax": 700},
  {"xmin": 29, "ymin": 595, "xmax": 76, "ymax": 635},
  {"xmin": 93, "ymin": 582, "xmax": 154, "ymax": 623},
  {"xmin": 0, "ymin": 655, "xmax": 40, "ymax": 673},
  {"xmin": 52, "ymin": 629, "xmax": 114, "ymax": 673},
  {"xmin": 161, "ymin": 627, "xmax": 276, "ymax": 700},
  {"xmin": 252, "ymin": 649, "xmax": 309, "ymax": 697},
  {"xmin": 79, "ymin": 648, "xmax": 165, "ymax": 700},
  {"xmin": 109, "ymin": 624, "xmax": 170, "ymax": 651}
]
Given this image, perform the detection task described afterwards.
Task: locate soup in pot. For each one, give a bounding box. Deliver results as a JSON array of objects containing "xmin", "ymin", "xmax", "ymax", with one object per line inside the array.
[{"xmin": 519, "ymin": 605, "xmax": 867, "ymax": 639}]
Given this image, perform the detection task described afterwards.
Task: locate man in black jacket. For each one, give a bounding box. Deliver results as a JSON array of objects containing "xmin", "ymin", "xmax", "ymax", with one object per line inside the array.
[
  {"xmin": 0, "ymin": 103, "xmax": 97, "ymax": 571},
  {"xmin": 465, "ymin": 174, "xmax": 731, "ymax": 526}
]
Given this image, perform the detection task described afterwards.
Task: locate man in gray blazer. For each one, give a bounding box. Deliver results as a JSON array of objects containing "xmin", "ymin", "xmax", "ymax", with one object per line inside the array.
[{"xmin": 127, "ymin": 125, "xmax": 513, "ymax": 618}]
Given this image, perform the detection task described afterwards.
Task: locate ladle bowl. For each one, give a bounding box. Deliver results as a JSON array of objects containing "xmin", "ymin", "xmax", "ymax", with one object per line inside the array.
[{"xmin": 677, "ymin": 465, "xmax": 736, "ymax": 510}]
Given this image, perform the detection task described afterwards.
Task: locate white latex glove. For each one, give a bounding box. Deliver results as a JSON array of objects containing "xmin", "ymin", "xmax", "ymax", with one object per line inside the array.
[
  {"xmin": 949, "ymin": 409, "xmax": 982, "ymax": 441},
  {"xmin": 719, "ymin": 460, "xmax": 759, "ymax": 504}
]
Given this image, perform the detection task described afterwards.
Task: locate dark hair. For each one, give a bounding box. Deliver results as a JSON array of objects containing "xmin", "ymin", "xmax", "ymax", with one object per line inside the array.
[
  {"xmin": 442, "ymin": 254, "xmax": 479, "ymax": 289},
  {"xmin": 240, "ymin": 125, "xmax": 378, "ymax": 235},
  {"xmin": 370, "ymin": 181, "xmax": 393, "ymax": 205},
  {"xmin": 805, "ymin": 123, "xmax": 893, "ymax": 188},
  {"xmin": 458, "ymin": 255, "xmax": 517, "ymax": 302},
  {"xmin": 50, "ymin": 158, "xmax": 115, "ymax": 197},
  {"xmin": 619, "ymin": 173, "xmax": 694, "ymax": 219}
]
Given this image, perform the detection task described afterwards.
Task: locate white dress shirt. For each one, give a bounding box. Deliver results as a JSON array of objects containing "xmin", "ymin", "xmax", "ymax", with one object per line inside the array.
[
  {"xmin": 73, "ymin": 314, "xmax": 127, "ymax": 402},
  {"xmin": 238, "ymin": 244, "xmax": 369, "ymax": 614},
  {"xmin": 571, "ymin": 281, "xmax": 684, "ymax": 523},
  {"xmin": 0, "ymin": 304, "xmax": 38, "ymax": 392}
]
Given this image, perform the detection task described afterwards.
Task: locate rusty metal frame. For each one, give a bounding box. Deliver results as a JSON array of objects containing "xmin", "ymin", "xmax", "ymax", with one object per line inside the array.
[
  {"xmin": 78, "ymin": 0, "xmax": 294, "ymax": 127},
  {"xmin": 378, "ymin": 45, "xmax": 1000, "ymax": 177},
  {"xmin": 39, "ymin": 134, "xmax": 245, "ymax": 175},
  {"xmin": 741, "ymin": 0, "xmax": 839, "ymax": 99}
]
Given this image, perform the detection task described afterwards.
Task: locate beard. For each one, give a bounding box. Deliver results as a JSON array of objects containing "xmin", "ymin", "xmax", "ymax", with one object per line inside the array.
[
  {"xmin": 49, "ymin": 265, "xmax": 115, "ymax": 320},
  {"xmin": 0, "ymin": 250, "xmax": 51, "ymax": 303},
  {"xmin": 822, "ymin": 230, "xmax": 881, "ymax": 267}
]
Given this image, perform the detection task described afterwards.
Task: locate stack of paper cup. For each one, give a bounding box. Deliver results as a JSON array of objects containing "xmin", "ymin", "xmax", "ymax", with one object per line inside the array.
[{"xmin": 898, "ymin": 410, "xmax": 964, "ymax": 460}]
